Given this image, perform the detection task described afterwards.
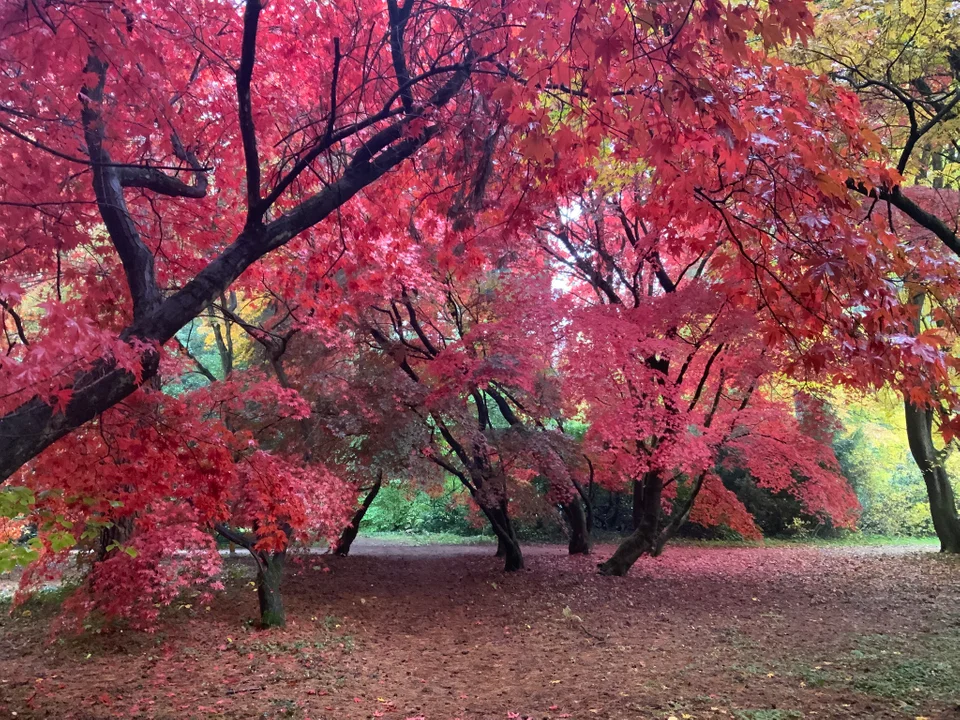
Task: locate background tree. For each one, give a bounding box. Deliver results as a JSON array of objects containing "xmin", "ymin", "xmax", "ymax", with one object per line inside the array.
[
  {"xmin": 535, "ymin": 185, "xmax": 862, "ymax": 575},
  {"xmin": 804, "ymin": 3, "xmax": 960, "ymax": 550}
]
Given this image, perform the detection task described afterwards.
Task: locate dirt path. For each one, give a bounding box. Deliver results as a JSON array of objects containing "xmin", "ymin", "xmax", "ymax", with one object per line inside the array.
[{"xmin": 0, "ymin": 542, "xmax": 957, "ymax": 720}]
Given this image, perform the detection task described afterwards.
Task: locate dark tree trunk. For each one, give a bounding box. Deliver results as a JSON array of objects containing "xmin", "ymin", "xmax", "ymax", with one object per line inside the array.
[
  {"xmin": 573, "ymin": 477, "xmax": 593, "ymax": 534},
  {"xmin": 95, "ymin": 514, "xmax": 135, "ymax": 562},
  {"xmin": 632, "ymin": 478, "xmax": 645, "ymax": 530},
  {"xmin": 483, "ymin": 503, "xmax": 523, "ymax": 571},
  {"xmin": 561, "ymin": 496, "xmax": 591, "ymax": 555},
  {"xmin": 255, "ymin": 550, "xmax": 286, "ymax": 628},
  {"xmin": 605, "ymin": 491, "xmax": 622, "ymax": 530},
  {"xmin": 599, "ymin": 471, "xmax": 663, "ymax": 576},
  {"xmin": 905, "ymin": 400, "xmax": 960, "ymax": 553},
  {"xmin": 334, "ymin": 475, "xmax": 383, "ymax": 557}
]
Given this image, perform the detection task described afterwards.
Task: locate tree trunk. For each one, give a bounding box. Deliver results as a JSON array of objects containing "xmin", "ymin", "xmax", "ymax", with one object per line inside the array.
[
  {"xmin": 255, "ymin": 550, "xmax": 287, "ymax": 628},
  {"xmin": 598, "ymin": 471, "xmax": 662, "ymax": 576},
  {"xmin": 334, "ymin": 475, "xmax": 383, "ymax": 557},
  {"xmin": 561, "ymin": 496, "xmax": 591, "ymax": 555},
  {"xmin": 95, "ymin": 514, "xmax": 135, "ymax": 562},
  {"xmin": 605, "ymin": 491, "xmax": 622, "ymax": 530},
  {"xmin": 483, "ymin": 503, "xmax": 523, "ymax": 571},
  {"xmin": 905, "ymin": 400, "xmax": 960, "ymax": 553},
  {"xmin": 632, "ymin": 478, "xmax": 644, "ymax": 530},
  {"xmin": 573, "ymin": 477, "xmax": 593, "ymax": 534}
]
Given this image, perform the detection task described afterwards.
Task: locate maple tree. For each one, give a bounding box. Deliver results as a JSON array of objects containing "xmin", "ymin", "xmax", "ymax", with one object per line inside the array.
[
  {"xmin": 533, "ymin": 183, "xmax": 862, "ymax": 574},
  {"xmin": 0, "ymin": 0, "xmax": 502, "ymax": 478},
  {"xmin": 0, "ymin": 0, "xmax": 873, "ymax": 479},
  {"xmin": 2, "ymin": 0, "xmax": 959, "ymax": 635},
  {"xmin": 882, "ymin": 190, "xmax": 960, "ymax": 553},
  {"xmin": 804, "ymin": 1, "xmax": 960, "ymax": 552}
]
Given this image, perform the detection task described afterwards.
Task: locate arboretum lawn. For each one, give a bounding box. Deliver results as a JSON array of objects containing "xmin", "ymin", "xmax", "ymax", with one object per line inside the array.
[{"xmin": 0, "ymin": 538, "xmax": 957, "ymax": 720}]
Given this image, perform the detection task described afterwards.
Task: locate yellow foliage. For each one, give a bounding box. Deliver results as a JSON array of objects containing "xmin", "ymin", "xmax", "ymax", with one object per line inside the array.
[{"xmin": 804, "ymin": 0, "xmax": 960, "ymax": 187}]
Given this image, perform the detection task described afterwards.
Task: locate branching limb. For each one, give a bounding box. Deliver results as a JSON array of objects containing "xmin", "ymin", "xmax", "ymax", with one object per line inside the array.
[{"xmin": 237, "ymin": 0, "xmax": 264, "ymax": 216}]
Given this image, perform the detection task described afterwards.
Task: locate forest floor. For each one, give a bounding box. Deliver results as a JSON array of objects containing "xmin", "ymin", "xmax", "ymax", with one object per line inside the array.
[{"xmin": 0, "ymin": 540, "xmax": 958, "ymax": 720}]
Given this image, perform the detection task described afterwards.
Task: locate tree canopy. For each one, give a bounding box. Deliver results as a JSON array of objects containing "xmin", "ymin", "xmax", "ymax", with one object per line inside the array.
[{"xmin": 1, "ymin": 0, "xmax": 959, "ymax": 627}]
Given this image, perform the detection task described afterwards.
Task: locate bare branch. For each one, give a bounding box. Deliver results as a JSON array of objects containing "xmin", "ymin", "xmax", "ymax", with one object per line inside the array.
[{"xmin": 0, "ymin": 298, "xmax": 29, "ymax": 347}]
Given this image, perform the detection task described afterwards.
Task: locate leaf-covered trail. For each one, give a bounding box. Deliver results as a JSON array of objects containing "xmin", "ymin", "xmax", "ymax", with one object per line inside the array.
[{"xmin": 0, "ymin": 543, "xmax": 957, "ymax": 719}]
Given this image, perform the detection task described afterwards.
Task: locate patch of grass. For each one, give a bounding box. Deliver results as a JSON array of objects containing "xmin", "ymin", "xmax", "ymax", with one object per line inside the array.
[
  {"xmin": 322, "ymin": 614, "xmax": 343, "ymax": 630},
  {"xmin": 782, "ymin": 631, "xmax": 960, "ymax": 707},
  {"xmin": 357, "ymin": 531, "xmax": 494, "ymax": 546},
  {"xmin": 796, "ymin": 665, "xmax": 839, "ymax": 688},
  {"xmin": 855, "ymin": 657, "xmax": 958, "ymax": 701},
  {"xmin": 765, "ymin": 534, "xmax": 939, "ymax": 548},
  {"xmin": 717, "ymin": 627, "xmax": 755, "ymax": 650},
  {"xmin": 730, "ymin": 662, "xmax": 769, "ymax": 677},
  {"xmin": 849, "ymin": 632, "xmax": 960, "ymax": 703},
  {"xmin": 733, "ymin": 711, "xmax": 802, "ymax": 720},
  {"xmin": 633, "ymin": 534, "xmax": 939, "ymax": 550},
  {"xmin": 262, "ymin": 698, "xmax": 303, "ymax": 718}
]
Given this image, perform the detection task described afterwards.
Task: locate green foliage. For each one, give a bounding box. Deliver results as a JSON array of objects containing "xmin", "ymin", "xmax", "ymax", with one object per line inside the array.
[
  {"xmin": 360, "ymin": 479, "xmax": 481, "ymax": 535},
  {"xmin": 359, "ymin": 477, "xmax": 566, "ymax": 541},
  {"xmin": 832, "ymin": 400, "xmax": 939, "ymax": 537},
  {"xmin": 0, "ymin": 486, "xmax": 38, "ymax": 573},
  {"xmin": 809, "ymin": 0, "xmax": 960, "ymax": 188},
  {"xmin": 733, "ymin": 711, "xmax": 802, "ymax": 720},
  {"xmin": 0, "ymin": 536, "xmax": 41, "ymax": 574},
  {"xmin": 359, "ymin": 531, "xmax": 493, "ymax": 546},
  {"xmin": 716, "ymin": 465, "xmax": 814, "ymax": 538},
  {"xmin": 0, "ymin": 486, "xmax": 33, "ymax": 518}
]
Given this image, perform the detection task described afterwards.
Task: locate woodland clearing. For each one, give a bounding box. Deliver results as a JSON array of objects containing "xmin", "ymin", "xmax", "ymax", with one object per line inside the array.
[{"xmin": 0, "ymin": 541, "xmax": 957, "ymax": 720}]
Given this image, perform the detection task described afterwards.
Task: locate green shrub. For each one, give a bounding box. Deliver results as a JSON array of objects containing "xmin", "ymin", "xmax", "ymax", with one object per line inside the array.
[{"xmin": 360, "ymin": 479, "xmax": 481, "ymax": 535}]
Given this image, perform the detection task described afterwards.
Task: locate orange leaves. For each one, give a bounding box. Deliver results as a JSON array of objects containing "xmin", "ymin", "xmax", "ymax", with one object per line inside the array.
[
  {"xmin": 813, "ymin": 171, "xmax": 848, "ymax": 200},
  {"xmin": 521, "ymin": 132, "xmax": 554, "ymax": 164},
  {"xmin": 915, "ymin": 329, "xmax": 950, "ymax": 349}
]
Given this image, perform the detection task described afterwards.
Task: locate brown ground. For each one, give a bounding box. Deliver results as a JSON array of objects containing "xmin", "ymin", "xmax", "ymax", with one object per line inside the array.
[{"xmin": 0, "ymin": 540, "xmax": 958, "ymax": 720}]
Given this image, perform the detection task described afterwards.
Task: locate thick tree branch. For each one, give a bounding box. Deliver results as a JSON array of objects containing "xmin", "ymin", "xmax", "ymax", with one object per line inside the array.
[
  {"xmin": 847, "ymin": 180, "xmax": 960, "ymax": 258},
  {"xmin": 387, "ymin": 0, "xmax": 416, "ymax": 112},
  {"xmin": 174, "ymin": 336, "xmax": 218, "ymax": 382},
  {"xmin": 237, "ymin": 0, "xmax": 263, "ymax": 216},
  {"xmin": 117, "ymin": 134, "xmax": 208, "ymax": 198},
  {"xmin": 687, "ymin": 343, "xmax": 724, "ymax": 413},
  {"xmin": 215, "ymin": 523, "xmax": 256, "ymax": 550},
  {"xmin": 485, "ymin": 387, "xmax": 521, "ymax": 426},
  {"xmin": 426, "ymin": 451, "xmax": 471, "ymax": 488},
  {"xmin": 118, "ymin": 166, "xmax": 206, "ymax": 198},
  {"xmin": 0, "ymin": 298, "xmax": 29, "ymax": 347},
  {"xmin": 80, "ymin": 54, "xmax": 162, "ymax": 323}
]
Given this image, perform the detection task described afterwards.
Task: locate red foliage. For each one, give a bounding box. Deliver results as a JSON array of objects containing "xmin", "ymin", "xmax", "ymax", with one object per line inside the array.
[{"xmin": 1, "ymin": 0, "xmax": 958, "ymax": 619}]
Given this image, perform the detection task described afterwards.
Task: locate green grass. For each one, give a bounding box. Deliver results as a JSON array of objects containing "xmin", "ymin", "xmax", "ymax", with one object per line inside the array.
[
  {"xmin": 355, "ymin": 529, "xmax": 942, "ymax": 549},
  {"xmin": 766, "ymin": 534, "xmax": 940, "ymax": 548},
  {"xmin": 733, "ymin": 711, "xmax": 803, "ymax": 720},
  {"xmin": 848, "ymin": 632, "xmax": 960, "ymax": 704},
  {"xmin": 782, "ymin": 630, "xmax": 960, "ymax": 708},
  {"xmin": 621, "ymin": 533, "xmax": 939, "ymax": 549},
  {"xmin": 0, "ymin": 582, "xmax": 78, "ymax": 615},
  {"xmin": 356, "ymin": 530, "xmax": 495, "ymax": 546}
]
